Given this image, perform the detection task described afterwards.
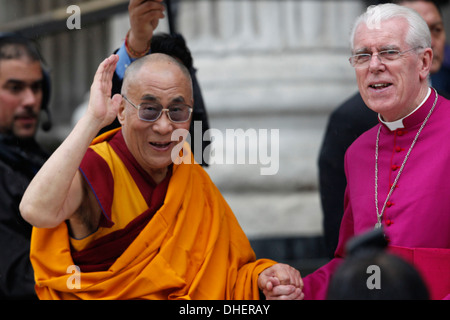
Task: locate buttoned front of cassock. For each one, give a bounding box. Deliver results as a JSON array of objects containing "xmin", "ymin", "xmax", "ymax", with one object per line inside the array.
[{"xmin": 383, "ymin": 128, "xmax": 411, "ymax": 241}]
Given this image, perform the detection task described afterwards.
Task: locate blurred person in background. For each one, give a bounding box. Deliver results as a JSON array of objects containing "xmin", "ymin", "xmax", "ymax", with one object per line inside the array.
[{"xmin": 0, "ymin": 33, "xmax": 52, "ymax": 299}]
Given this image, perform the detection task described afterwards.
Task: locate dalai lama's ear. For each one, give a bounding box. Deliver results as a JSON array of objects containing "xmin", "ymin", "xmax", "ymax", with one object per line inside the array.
[
  {"xmin": 418, "ymin": 47, "xmax": 433, "ymax": 81},
  {"xmin": 117, "ymin": 97, "xmax": 126, "ymax": 126}
]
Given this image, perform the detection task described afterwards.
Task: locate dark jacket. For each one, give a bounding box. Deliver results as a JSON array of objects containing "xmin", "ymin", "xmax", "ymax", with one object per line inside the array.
[{"xmin": 0, "ymin": 134, "xmax": 47, "ymax": 299}]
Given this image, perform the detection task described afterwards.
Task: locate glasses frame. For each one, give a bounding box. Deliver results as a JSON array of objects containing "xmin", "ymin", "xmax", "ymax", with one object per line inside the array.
[
  {"xmin": 349, "ymin": 47, "xmax": 422, "ymax": 68},
  {"xmin": 122, "ymin": 94, "xmax": 193, "ymax": 123}
]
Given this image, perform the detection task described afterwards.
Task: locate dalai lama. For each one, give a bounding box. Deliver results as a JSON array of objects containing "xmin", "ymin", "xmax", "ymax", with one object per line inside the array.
[{"xmin": 20, "ymin": 53, "xmax": 303, "ymax": 300}]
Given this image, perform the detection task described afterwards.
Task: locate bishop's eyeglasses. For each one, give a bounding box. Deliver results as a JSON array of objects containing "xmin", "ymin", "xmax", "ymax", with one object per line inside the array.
[
  {"xmin": 122, "ymin": 95, "xmax": 193, "ymax": 123},
  {"xmin": 349, "ymin": 47, "xmax": 422, "ymax": 68}
]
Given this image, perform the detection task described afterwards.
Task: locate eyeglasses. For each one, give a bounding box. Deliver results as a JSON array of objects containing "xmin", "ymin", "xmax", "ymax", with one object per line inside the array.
[
  {"xmin": 349, "ymin": 47, "xmax": 422, "ymax": 68},
  {"xmin": 122, "ymin": 95, "xmax": 192, "ymax": 123}
]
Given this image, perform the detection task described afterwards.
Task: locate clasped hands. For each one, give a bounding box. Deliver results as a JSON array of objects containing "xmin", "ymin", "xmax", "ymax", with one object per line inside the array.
[{"xmin": 258, "ymin": 263, "xmax": 304, "ymax": 300}]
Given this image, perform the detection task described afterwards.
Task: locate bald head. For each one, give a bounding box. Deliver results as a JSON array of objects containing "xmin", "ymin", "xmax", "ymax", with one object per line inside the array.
[{"xmin": 121, "ymin": 53, "xmax": 193, "ymax": 99}]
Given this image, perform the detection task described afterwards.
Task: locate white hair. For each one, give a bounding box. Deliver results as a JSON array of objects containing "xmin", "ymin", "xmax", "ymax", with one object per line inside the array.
[{"xmin": 350, "ymin": 3, "xmax": 431, "ymax": 51}]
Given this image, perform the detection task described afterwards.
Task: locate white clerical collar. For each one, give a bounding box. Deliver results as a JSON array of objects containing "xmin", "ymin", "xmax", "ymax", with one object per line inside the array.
[{"xmin": 378, "ymin": 87, "xmax": 431, "ymax": 131}]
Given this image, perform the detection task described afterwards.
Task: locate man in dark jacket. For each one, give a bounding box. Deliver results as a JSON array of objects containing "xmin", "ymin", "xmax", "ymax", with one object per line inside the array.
[{"xmin": 0, "ymin": 34, "xmax": 51, "ymax": 299}]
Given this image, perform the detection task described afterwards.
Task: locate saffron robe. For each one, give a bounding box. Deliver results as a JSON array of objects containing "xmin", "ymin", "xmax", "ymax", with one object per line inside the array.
[
  {"xmin": 29, "ymin": 129, "xmax": 276, "ymax": 300},
  {"xmin": 70, "ymin": 130, "xmax": 172, "ymax": 272},
  {"xmin": 303, "ymin": 88, "xmax": 450, "ymax": 300}
]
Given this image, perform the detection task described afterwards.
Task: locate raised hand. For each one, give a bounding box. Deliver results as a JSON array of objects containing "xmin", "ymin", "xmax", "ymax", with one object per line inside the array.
[
  {"xmin": 86, "ymin": 54, "xmax": 123, "ymax": 129},
  {"xmin": 128, "ymin": 0, "xmax": 166, "ymax": 56}
]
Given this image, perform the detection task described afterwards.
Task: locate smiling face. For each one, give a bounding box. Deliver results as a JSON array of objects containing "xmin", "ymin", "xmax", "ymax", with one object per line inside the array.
[
  {"xmin": 118, "ymin": 55, "xmax": 193, "ymax": 182},
  {"xmin": 353, "ymin": 17, "xmax": 432, "ymax": 122}
]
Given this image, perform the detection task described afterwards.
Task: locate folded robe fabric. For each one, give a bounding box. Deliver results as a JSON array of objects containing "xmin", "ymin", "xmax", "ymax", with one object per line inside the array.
[
  {"xmin": 30, "ymin": 129, "xmax": 276, "ymax": 300},
  {"xmin": 71, "ymin": 130, "xmax": 173, "ymax": 272}
]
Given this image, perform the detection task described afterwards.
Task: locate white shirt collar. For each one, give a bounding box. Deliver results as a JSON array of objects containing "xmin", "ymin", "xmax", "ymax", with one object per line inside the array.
[{"xmin": 378, "ymin": 87, "xmax": 431, "ymax": 131}]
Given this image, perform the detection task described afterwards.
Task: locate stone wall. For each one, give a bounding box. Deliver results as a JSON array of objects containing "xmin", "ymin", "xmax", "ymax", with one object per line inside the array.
[{"xmin": 166, "ymin": 0, "xmax": 363, "ymax": 239}]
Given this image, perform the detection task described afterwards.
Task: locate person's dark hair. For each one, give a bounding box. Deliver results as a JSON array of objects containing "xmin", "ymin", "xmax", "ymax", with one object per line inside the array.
[
  {"xmin": 150, "ymin": 32, "xmax": 193, "ymax": 70},
  {"xmin": 0, "ymin": 33, "xmax": 45, "ymax": 64},
  {"xmin": 327, "ymin": 229, "xmax": 430, "ymax": 300}
]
